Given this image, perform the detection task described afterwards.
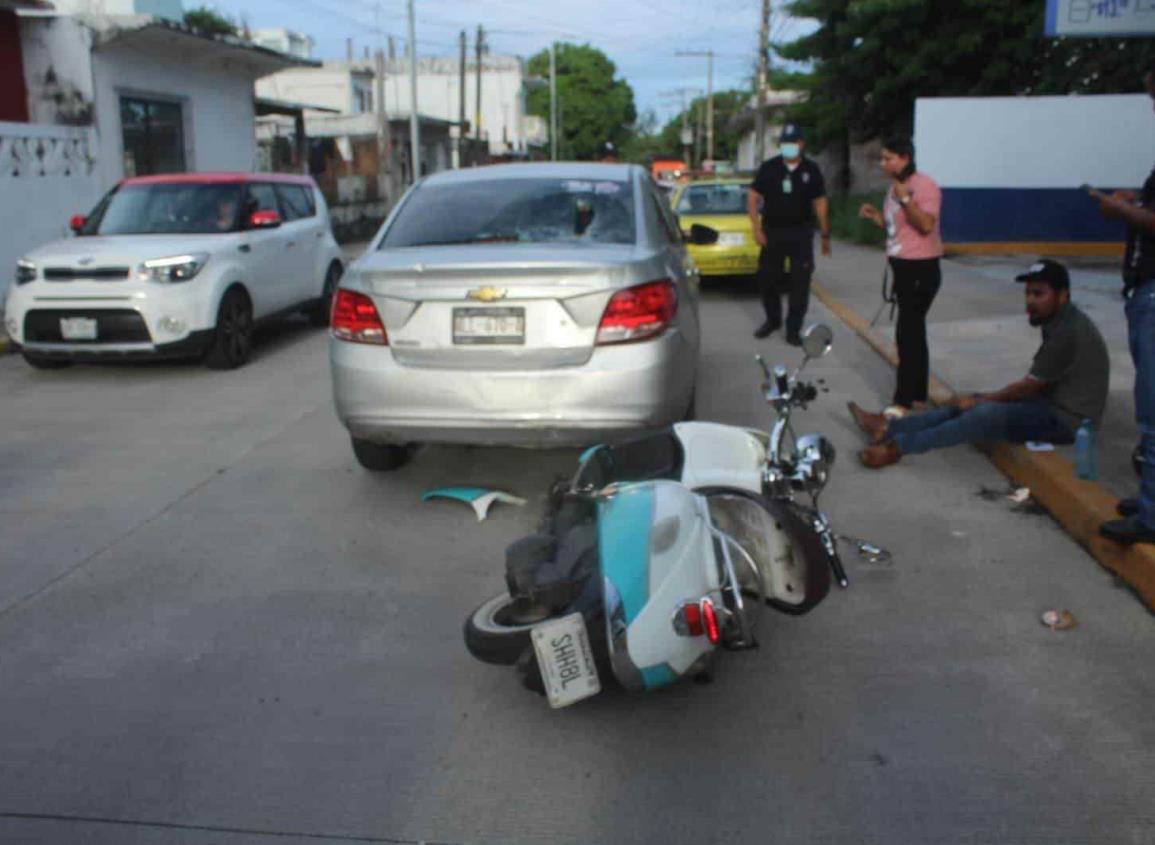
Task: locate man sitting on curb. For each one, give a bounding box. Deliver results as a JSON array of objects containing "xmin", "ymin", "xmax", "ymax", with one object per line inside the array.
[{"xmin": 850, "ymin": 260, "xmax": 1109, "ymax": 470}]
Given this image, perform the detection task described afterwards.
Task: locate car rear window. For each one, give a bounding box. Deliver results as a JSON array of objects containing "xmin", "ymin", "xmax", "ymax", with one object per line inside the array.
[
  {"xmin": 380, "ymin": 177, "xmax": 636, "ymax": 248},
  {"xmin": 676, "ymin": 183, "xmax": 747, "ymax": 215}
]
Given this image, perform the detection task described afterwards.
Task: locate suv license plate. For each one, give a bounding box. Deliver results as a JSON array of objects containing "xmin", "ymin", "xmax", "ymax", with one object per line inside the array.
[
  {"xmin": 531, "ymin": 612, "xmax": 601, "ymax": 709},
  {"xmin": 452, "ymin": 307, "xmax": 525, "ymax": 345},
  {"xmin": 60, "ymin": 317, "xmax": 97, "ymax": 340}
]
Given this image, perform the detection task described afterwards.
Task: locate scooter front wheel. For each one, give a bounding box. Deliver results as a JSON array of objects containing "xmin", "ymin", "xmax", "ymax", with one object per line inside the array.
[{"xmin": 464, "ymin": 592, "xmax": 553, "ymax": 665}]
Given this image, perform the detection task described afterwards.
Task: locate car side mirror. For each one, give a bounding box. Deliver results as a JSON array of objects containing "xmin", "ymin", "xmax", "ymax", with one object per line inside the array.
[
  {"xmin": 249, "ymin": 209, "xmax": 282, "ymax": 229},
  {"xmin": 686, "ymin": 223, "xmax": 719, "ymax": 246},
  {"xmin": 801, "ymin": 323, "xmax": 833, "ymax": 359},
  {"xmin": 69, "ymin": 214, "xmax": 86, "ymax": 234}
]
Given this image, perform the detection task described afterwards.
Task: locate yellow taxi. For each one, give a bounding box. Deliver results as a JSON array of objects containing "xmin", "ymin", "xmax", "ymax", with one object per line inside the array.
[{"xmin": 670, "ymin": 178, "xmax": 760, "ymax": 277}]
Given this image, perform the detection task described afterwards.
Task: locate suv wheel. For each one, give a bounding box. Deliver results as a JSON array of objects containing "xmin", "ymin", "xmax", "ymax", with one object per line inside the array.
[
  {"xmin": 204, "ymin": 289, "xmax": 253, "ymax": 370},
  {"xmin": 351, "ymin": 437, "xmax": 413, "ymax": 471}
]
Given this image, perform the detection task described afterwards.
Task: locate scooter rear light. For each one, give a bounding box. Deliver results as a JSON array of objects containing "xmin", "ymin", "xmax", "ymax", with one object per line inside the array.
[
  {"xmin": 331, "ymin": 289, "xmax": 388, "ymax": 345},
  {"xmin": 681, "ymin": 601, "xmax": 704, "ymax": 636},
  {"xmin": 675, "ymin": 598, "xmax": 720, "ymax": 644},
  {"xmin": 700, "ymin": 598, "xmax": 721, "ymax": 645},
  {"xmin": 595, "ymin": 279, "xmax": 677, "ymax": 345}
]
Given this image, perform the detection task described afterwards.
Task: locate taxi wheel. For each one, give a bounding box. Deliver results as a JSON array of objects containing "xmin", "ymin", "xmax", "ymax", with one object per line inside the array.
[
  {"xmin": 309, "ymin": 263, "xmax": 343, "ymax": 328},
  {"xmin": 464, "ymin": 592, "xmax": 553, "ymax": 665},
  {"xmin": 351, "ymin": 437, "xmax": 413, "ymax": 471}
]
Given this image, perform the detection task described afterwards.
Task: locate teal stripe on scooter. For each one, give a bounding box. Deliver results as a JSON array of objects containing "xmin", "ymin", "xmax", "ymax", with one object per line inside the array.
[
  {"xmin": 640, "ymin": 664, "xmax": 678, "ymax": 689},
  {"xmin": 597, "ymin": 484, "xmax": 655, "ymax": 625}
]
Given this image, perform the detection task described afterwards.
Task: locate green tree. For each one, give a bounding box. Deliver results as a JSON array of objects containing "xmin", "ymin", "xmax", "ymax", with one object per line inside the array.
[
  {"xmin": 526, "ymin": 43, "xmax": 636, "ymax": 161},
  {"xmin": 183, "ymin": 6, "xmax": 239, "ymax": 38},
  {"xmin": 782, "ymin": 0, "xmax": 1155, "ymax": 144}
]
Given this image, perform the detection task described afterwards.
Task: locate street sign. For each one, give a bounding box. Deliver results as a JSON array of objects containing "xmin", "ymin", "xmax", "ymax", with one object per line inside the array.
[{"xmin": 1045, "ymin": 0, "xmax": 1155, "ymax": 37}]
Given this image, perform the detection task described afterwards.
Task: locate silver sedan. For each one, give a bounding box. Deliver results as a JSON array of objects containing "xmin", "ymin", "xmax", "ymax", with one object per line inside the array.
[{"xmin": 329, "ymin": 162, "xmax": 702, "ymax": 470}]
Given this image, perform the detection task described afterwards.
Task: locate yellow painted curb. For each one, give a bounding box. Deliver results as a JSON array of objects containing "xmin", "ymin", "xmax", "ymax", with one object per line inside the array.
[{"xmin": 813, "ymin": 280, "xmax": 1155, "ymax": 612}]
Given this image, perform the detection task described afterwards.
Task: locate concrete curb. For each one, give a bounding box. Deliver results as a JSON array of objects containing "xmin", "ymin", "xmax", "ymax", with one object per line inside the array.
[{"xmin": 813, "ymin": 281, "xmax": 1155, "ymax": 612}]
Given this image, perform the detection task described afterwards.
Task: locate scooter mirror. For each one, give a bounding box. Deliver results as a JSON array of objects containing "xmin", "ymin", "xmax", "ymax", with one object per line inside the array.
[{"xmin": 801, "ymin": 323, "xmax": 833, "ymax": 359}]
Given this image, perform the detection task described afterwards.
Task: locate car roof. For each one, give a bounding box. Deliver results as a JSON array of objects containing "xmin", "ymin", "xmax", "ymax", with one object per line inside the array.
[
  {"xmin": 120, "ymin": 172, "xmax": 315, "ymax": 187},
  {"xmin": 418, "ymin": 161, "xmax": 641, "ymax": 187}
]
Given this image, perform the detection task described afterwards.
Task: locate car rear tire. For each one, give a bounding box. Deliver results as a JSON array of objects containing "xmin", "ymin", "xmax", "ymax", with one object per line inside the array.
[
  {"xmin": 22, "ymin": 353, "xmax": 72, "ymax": 370},
  {"xmin": 309, "ymin": 263, "xmax": 343, "ymax": 328},
  {"xmin": 350, "ymin": 437, "xmax": 413, "ymax": 471},
  {"xmin": 203, "ymin": 289, "xmax": 253, "ymax": 370},
  {"xmin": 464, "ymin": 592, "xmax": 554, "ymax": 666}
]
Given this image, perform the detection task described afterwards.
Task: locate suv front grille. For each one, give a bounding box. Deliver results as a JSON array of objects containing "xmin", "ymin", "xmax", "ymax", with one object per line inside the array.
[
  {"xmin": 24, "ymin": 309, "xmax": 151, "ymax": 344},
  {"xmin": 43, "ymin": 267, "xmax": 131, "ymax": 281}
]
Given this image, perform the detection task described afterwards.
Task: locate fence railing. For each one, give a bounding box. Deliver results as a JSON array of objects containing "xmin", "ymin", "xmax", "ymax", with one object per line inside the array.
[{"xmin": 0, "ymin": 121, "xmax": 96, "ymax": 180}]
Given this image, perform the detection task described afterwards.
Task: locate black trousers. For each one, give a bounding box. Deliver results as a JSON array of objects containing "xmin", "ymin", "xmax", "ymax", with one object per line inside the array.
[
  {"xmin": 890, "ymin": 257, "xmax": 942, "ymax": 407},
  {"xmin": 757, "ymin": 233, "xmax": 814, "ymax": 336}
]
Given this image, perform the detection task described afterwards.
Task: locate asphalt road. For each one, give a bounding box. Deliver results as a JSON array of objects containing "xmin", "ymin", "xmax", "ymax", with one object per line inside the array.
[{"xmin": 0, "ymin": 283, "xmax": 1152, "ymax": 845}]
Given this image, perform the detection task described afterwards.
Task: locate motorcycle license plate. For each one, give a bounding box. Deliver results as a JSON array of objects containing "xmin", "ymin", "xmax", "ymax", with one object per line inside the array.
[{"xmin": 531, "ymin": 612, "xmax": 601, "ymax": 709}]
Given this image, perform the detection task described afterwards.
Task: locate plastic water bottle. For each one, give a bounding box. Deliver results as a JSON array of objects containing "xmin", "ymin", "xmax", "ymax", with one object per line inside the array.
[{"xmin": 1075, "ymin": 419, "xmax": 1098, "ymax": 481}]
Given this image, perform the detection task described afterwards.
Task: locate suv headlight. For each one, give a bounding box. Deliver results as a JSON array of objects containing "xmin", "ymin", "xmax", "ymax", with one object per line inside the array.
[
  {"xmin": 137, "ymin": 253, "xmax": 209, "ymax": 283},
  {"xmin": 15, "ymin": 259, "xmax": 36, "ymax": 285}
]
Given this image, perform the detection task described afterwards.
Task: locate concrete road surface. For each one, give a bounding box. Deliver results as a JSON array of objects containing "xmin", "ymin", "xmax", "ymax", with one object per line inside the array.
[{"xmin": 0, "ymin": 287, "xmax": 1151, "ymax": 845}]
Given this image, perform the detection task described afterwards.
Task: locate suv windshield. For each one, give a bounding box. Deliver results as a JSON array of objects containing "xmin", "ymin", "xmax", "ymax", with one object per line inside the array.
[
  {"xmin": 83, "ymin": 183, "xmax": 244, "ymax": 235},
  {"xmin": 381, "ymin": 177, "xmax": 636, "ymax": 248},
  {"xmin": 676, "ymin": 183, "xmax": 747, "ymax": 215}
]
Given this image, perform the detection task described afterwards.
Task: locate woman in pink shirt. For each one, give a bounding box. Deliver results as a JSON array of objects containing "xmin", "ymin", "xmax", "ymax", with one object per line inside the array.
[{"xmin": 859, "ymin": 136, "xmax": 944, "ymax": 416}]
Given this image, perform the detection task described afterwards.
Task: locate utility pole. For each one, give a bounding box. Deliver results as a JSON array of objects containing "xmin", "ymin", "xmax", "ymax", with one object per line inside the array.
[
  {"xmin": 680, "ymin": 89, "xmax": 691, "ymax": 166},
  {"xmin": 549, "ymin": 42, "xmax": 557, "ymax": 161},
  {"xmin": 755, "ymin": 0, "xmax": 770, "ymax": 165},
  {"xmin": 474, "ymin": 24, "xmax": 485, "ymax": 142},
  {"xmin": 374, "ymin": 49, "xmax": 392, "ymax": 193},
  {"xmin": 406, "ymin": 0, "xmax": 420, "ymax": 182},
  {"xmin": 457, "ymin": 29, "xmax": 467, "ymax": 167},
  {"xmin": 675, "ymin": 49, "xmax": 715, "ymax": 164}
]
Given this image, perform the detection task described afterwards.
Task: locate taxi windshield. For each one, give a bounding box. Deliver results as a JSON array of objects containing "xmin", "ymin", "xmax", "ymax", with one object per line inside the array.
[
  {"xmin": 83, "ymin": 183, "xmax": 244, "ymax": 235},
  {"xmin": 677, "ymin": 183, "xmax": 747, "ymax": 215}
]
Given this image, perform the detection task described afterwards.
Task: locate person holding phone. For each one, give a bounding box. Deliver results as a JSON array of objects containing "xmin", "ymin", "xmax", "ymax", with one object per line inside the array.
[
  {"xmin": 859, "ymin": 137, "xmax": 944, "ymax": 418},
  {"xmin": 1090, "ymin": 61, "xmax": 1155, "ymax": 544}
]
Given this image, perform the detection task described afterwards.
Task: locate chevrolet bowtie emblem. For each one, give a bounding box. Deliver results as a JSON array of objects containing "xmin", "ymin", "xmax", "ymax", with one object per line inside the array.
[{"xmin": 467, "ymin": 286, "xmax": 507, "ymax": 302}]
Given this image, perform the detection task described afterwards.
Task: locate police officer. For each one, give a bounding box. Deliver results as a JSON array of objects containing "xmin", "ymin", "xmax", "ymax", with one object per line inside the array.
[
  {"xmin": 1095, "ymin": 60, "xmax": 1155, "ymax": 544},
  {"xmin": 747, "ymin": 124, "xmax": 831, "ymax": 344}
]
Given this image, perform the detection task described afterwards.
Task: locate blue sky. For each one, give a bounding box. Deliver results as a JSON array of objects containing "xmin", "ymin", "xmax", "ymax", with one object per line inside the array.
[{"xmin": 217, "ymin": 0, "xmax": 816, "ymax": 125}]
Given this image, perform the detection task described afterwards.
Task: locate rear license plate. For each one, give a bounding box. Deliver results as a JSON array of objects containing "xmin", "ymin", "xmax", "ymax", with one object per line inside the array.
[
  {"xmin": 717, "ymin": 232, "xmax": 746, "ymax": 246},
  {"xmin": 531, "ymin": 612, "xmax": 601, "ymax": 709},
  {"xmin": 452, "ymin": 307, "xmax": 525, "ymax": 345},
  {"xmin": 60, "ymin": 317, "xmax": 97, "ymax": 340}
]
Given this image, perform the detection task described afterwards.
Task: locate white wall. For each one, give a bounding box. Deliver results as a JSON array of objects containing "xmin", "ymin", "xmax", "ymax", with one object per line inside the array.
[
  {"xmin": 0, "ymin": 122, "xmax": 103, "ymax": 305},
  {"xmin": 256, "ymin": 65, "xmax": 361, "ymax": 114},
  {"xmin": 915, "ymin": 95, "xmax": 1154, "ymax": 189},
  {"xmin": 91, "ymin": 40, "xmax": 258, "ymax": 187},
  {"xmin": 20, "ymin": 15, "xmax": 96, "ymax": 125}
]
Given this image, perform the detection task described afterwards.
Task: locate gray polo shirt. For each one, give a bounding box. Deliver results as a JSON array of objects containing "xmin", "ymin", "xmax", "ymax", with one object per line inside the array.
[{"xmin": 1029, "ymin": 302, "xmax": 1109, "ymax": 430}]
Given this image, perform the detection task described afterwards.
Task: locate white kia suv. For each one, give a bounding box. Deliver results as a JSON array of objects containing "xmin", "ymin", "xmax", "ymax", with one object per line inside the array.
[{"xmin": 4, "ymin": 172, "xmax": 344, "ymax": 369}]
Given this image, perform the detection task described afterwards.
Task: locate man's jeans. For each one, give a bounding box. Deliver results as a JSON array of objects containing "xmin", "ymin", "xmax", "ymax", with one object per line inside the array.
[
  {"xmin": 889, "ymin": 399, "xmax": 1074, "ymax": 456},
  {"xmin": 1126, "ymin": 280, "xmax": 1155, "ymax": 528}
]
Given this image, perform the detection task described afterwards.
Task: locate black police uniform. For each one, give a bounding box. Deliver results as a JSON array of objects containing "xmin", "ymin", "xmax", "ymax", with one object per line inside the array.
[
  {"xmin": 1125, "ymin": 166, "xmax": 1155, "ymax": 291},
  {"xmin": 750, "ymin": 155, "xmax": 827, "ymax": 337}
]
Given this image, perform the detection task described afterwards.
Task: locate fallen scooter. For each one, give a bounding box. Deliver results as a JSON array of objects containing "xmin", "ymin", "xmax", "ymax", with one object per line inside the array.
[{"xmin": 463, "ymin": 324, "xmax": 849, "ymax": 707}]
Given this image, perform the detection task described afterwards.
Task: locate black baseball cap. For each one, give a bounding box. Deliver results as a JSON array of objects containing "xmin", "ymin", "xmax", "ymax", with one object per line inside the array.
[
  {"xmin": 780, "ymin": 124, "xmax": 805, "ymax": 142},
  {"xmin": 1015, "ymin": 259, "xmax": 1070, "ymax": 291}
]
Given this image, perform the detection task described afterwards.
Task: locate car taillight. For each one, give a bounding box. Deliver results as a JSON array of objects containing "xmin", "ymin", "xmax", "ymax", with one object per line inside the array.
[
  {"xmin": 595, "ymin": 279, "xmax": 677, "ymax": 345},
  {"xmin": 700, "ymin": 598, "xmax": 720, "ymax": 645},
  {"xmin": 331, "ymin": 289, "xmax": 388, "ymax": 345}
]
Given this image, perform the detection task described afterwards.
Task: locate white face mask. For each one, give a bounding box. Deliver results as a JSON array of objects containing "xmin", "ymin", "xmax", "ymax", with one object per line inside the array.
[{"xmin": 780, "ymin": 142, "xmax": 801, "ymax": 160}]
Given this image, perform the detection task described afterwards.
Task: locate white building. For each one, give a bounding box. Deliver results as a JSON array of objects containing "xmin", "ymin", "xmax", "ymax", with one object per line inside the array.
[
  {"xmin": 0, "ymin": 5, "xmax": 311, "ymax": 302},
  {"xmin": 250, "ymin": 27, "xmax": 313, "ymax": 61},
  {"xmin": 258, "ymin": 53, "xmax": 547, "ymax": 157}
]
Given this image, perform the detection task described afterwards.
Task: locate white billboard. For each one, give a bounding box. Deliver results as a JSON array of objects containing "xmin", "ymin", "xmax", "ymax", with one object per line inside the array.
[{"xmin": 1045, "ymin": 0, "xmax": 1155, "ymax": 37}]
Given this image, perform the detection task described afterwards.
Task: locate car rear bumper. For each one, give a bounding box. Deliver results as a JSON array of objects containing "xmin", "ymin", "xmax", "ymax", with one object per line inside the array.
[
  {"xmin": 330, "ymin": 330, "xmax": 697, "ymax": 447},
  {"xmin": 688, "ymin": 244, "xmax": 760, "ymax": 276}
]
